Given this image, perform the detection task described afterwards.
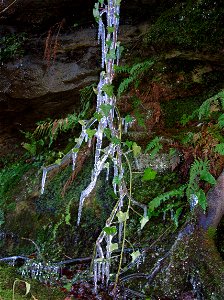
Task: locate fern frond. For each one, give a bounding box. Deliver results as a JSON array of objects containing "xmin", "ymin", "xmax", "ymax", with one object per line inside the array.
[
  {"xmin": 148, "ymin": 184, "xmax": 187, "ymax": 212},
  {"xmin": 215, "ymin": 143, "xmax": 224, "ymax": 155},
  {"xmin": 198, "ymin": 90, "xmax": 224, "ymax": 120},
  {"xmin": 80, "ymin": 83, "xmax": 96, "ymax": 105},
  {"xmin": 130, "ymin": 60, "xmax": 154, "ymax": 76},
  {"xmin": 117, "ymin": 76, "xmax": 135, "ymax": 98},
  {"xmin": 186, "ymin": 158, "xmax": 216, "ymax": 201},
  {"xmin": 114, "ymin": 64, "xmax": 132, "ymax": 73},
  {"xmin": 145, "ymin": 137, "xmax": 163, "ymax": 158},
  {"xmin": 117, "ymin": 59, "xmax": 155, "ymax": 97}
]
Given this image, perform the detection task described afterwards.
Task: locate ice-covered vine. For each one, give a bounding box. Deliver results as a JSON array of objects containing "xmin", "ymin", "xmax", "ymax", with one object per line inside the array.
[{"xmin": 41, "ymin": 0, "xmax": 147, "ymax": 293}]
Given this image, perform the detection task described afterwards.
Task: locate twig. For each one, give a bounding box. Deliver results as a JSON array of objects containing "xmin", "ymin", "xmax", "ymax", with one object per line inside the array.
[{"xmin": 0, "ymin": 0, "xmax": 18, "ymax": 15}]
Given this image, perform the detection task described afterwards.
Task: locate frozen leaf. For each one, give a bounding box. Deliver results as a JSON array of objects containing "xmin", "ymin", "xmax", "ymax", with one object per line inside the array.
[
  {"xmin": 93, "ymin": 3, "xmax": 100, "ymax": 21},
  {"xmin": 55, "ymin": 158, "xmax": 61, "ymax": 165},
  {"xmin": 125, "ymin": 115, "xmax": 134, "ymax": 123},
  {"xmin": 107, "ymin": 26, "xmax": 114, "ymax": 33},
  {"xmin": 86, "ymin": 129, "xmax": 97, "ymax": 138},
  {"xmin": 110, "ymin": 243, "xmax": 118, "ymax": 252},
  {"xmin": 111, "ymin": 136, "xmax": 121, "ymax": 145},
  {"xmin": 106, "ymin": 49, "xmax": 116, "ymax": 60},
  {"xmin": 100, "ymin": 103, "xmax": 113, "ymax": 116},
  {"xmin": 116, "ymin": 211, "xmax": 129, "ymax": 223},
  {"xmin": 78, "ymin": 120, "xmax": 86, "ymax": 126},
  {"xmin": 140, "ymin": 216, "xmax": 149, "ymax": 229},
  {"xmin": 131, "ymin": 250, "xmax": 141, "ymax": 263},
  {"xmin": 132, "ymin": 142, "xmax": 141, "ymax": 157},
  {"xmin": 103, "ymin": 226, "xmax": 117, "ymax": 235},
  {"xmin": 142, "ymin": 168, "xmax": 157, "ymax": 181},
  {"xmin": 125, "ymin": 140, "xmax": 133, "ymax": 149},
  {"xmin": 101, "ymin": 84, "xmax": 114, "ymax": 97},
  {"xmin": 94, "ymin": 112, "xmax": 103, "ymax": 121}
]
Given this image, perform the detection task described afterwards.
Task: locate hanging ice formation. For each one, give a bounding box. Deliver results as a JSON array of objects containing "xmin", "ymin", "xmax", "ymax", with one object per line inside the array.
[{"xmin": 40, "ymin": 0, "xmax": 147, "ymax": 292}]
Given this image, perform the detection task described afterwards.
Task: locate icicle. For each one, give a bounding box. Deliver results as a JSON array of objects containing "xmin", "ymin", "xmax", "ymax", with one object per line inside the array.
[
  {"xmin": 113, "ymin": 160, "xmax": 118, "ymax": 194},
  {"xmin": 88, "ymin": 138, "xmax": 92, "ymax": 148},
  {"xmin": 97, "ymin": 262, "xmax": 102, "ymax": 281},
  {"xmin": 72, "ymin": 150, "xmax": 77, "ymax": 171},
  {"xmin": 77, "ymin": 178, "xmax": 97, "ymax": 225},
  {"xmin": 134, "ymin": 156, "xmax": 140, "ymax": 170},
  {"xmin": 41, "ymin": 168, "xmax": 48, "ymax": 194},
  {"xmin": 118, "ymin": 221, "xmax": 123, "ymax": 244},
  {"xmin": 94, "ymin": 261, "xmax": 98, "ymax": 294},
  {"xmin": 101, "ymin": 261, "xmax": 105, "ymax": 284},
  {"xmin": 170, "ymin": 209, "xmax": 174, "ymax": 220},
  {"xmin": 190, "ymin": 194, "xmax": 198, "ymax": 210},
  {"xmin": 105, "ymin": 162, "xmax": 110, "ymax": 181}
]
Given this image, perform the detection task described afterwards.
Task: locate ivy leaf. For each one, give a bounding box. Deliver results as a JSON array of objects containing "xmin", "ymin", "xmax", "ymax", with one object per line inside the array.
[
  {"xmin": 111, "ymin": 136, "xmax": 121, "ymax": 145},
  {"xmin": 55, "ymin": 158, "xmax": 61, "ymax": 165},
  {"xmin": 125, "ymin": 114, "xmax": 134, "ymax": 124},
  {"xmin": 196, "ymin": 189, "xmax": 207, "ymax": 212},
  {"xmin": 106, "ymin": 49, "xmax": 116, "ymax": 60},
  {"xmin": 103, "ymin": 226, "xmax": 117, "ymax": 235},
  {"xmin": 140, "ymin": 216, "xmax": 149, "ymax": 229},
  {"xmin": 100, "ymin": 103, "xmax": 113, "ymax": 116},
  {"xmin": 200, "ymin": 170, "xmax": 216, "ymax": 185},
  {"xmin": 110, "ymin": 243, "xmax": 118, "ymax": 252},
  {"xmin": 93, "ymin": 3, "xmax": 100, "ymax": 21},
  {"xmin": 132, "ymin": 142, "xmax": 141, "ymax": 157},
  {"xmin": 102, "ymin": 84, "xmax": 114, "ymax": 97},
  {"xmin": 106, "ymin": 39, "xmax": 112, "ymax": 47},
  {"xmin": 94, "ymin": 112, "xmax": 103, "ymax": 121},
  {"xmin": 78, "ymin": 120, "xmax": 86, "ymax": 126},
  {"xmin": 86, "ymin": 129, "xmax": 96, "ymax": 139},
  {"xmin": 75, "ymin": 137, "xmax": 82, "ymax": 144},
  {"xmin": 107, "ymin": 26, "xmax": 114, "ymax": 33},
  {"xmin": 142, "ymin": 168, "xmax": 157, "ymax": 181},
  {"xmin": 104, "ymin": 128, "xmax": 112, "ymax": 139},
  {"xmin": 130, "ymin": 250, "xmax": 141, "ymax": 263},
  {"xmin": 125, "ymin": 140, "xmax": 133, "ymax": 149},
  {"xmin": 113, "ymin": 175, "xmax": 121, "ymax": 185},
  {"xmin": 116, "ymin": 211, "xmax": 129, "ymax": 223}
]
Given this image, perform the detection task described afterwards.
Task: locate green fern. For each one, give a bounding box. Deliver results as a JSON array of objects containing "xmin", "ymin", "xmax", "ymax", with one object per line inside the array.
[
  {"xmin": 215, "ymin": 143, "xmax": 224, "ymax": 155},
  {"xmin": 186, "ymin": 159, "xmax": 216, "ymax": 211},
  {"xmin": 117, "ymin": 60, "xmax": 154, "ymax": 97},
  {"xmin": 33, "ymin": 84, "xmax": 94, "ymax": 147},
  {"xmin": 198, "ymin": 90, "xmax": 224, "ymax": 120},
  {"xmin": 148, "ymin": 184, "xmax": 187, "ymax": 213},
  {"xmin": 145, "ymin": 136, "xmax": 163, "ymax": 158}
]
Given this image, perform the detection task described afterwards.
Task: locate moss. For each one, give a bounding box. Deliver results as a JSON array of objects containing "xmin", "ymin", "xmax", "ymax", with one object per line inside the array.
[
  {"xmin": 161, "ymin": 95, "xmax": 204, "ymax": 128},
  {"xmin": 0, "ymin": 265, "xmax": 64, "ymax": 299},
  {"xmin": 145, "ymin": 1, "xmax": 224, "ymax": 51}
]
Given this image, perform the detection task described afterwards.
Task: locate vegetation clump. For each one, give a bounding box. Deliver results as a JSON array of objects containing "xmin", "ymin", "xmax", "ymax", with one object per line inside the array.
[{"xmin": 145, "ymin": 0, "xmax": 224, "ymax": 51}]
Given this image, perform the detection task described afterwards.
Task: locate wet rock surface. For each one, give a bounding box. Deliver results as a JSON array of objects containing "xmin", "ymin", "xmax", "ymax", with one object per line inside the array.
[{"xmin": 0, "ymin": 22, "xmax": 149, "ymax": 156}]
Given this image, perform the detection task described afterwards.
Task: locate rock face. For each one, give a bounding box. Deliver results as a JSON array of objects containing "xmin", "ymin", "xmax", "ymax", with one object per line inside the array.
[
  {"xmin": 0, "ymin": 27, "xmax": 100, "ymax": 156},
  {"xmin": 0, "ymin": 19, "xmax": 150, "ymax": 156}
]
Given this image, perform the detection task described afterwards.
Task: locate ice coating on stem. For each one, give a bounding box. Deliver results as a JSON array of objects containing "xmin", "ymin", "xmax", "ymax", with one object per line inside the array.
[{"xmin": 41, "ymin": 168, "xmax": 48, "ymax": 194}]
